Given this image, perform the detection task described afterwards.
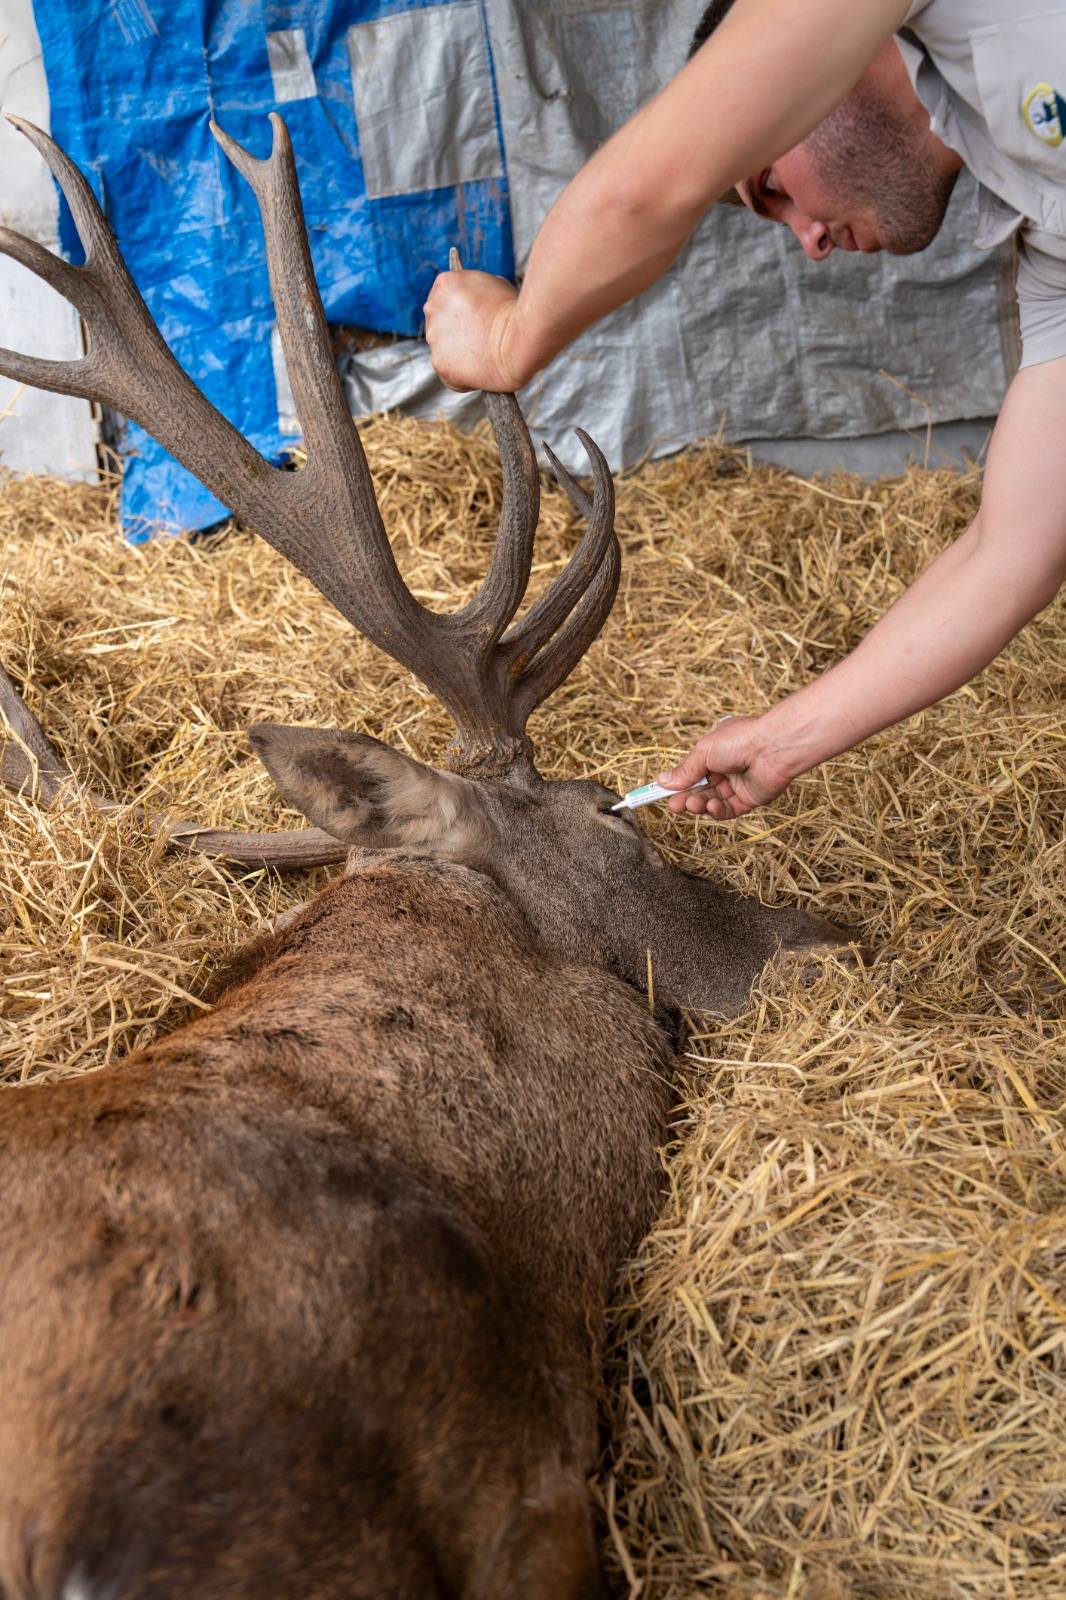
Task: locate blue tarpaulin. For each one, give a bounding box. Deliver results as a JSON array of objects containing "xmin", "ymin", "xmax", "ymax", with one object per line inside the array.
[{"xmin": 33, "ymin": 0, "xmax": 513, "ymax": 537}]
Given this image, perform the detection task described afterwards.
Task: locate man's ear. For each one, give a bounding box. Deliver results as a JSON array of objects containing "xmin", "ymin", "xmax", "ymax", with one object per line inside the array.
[{"xmin": 247, "ymin": 724, "xmax": 489, "ymax": 856}]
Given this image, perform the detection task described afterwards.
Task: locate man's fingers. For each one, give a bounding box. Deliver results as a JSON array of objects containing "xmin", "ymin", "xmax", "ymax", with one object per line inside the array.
[
  {"xmin": 677, "ymin": 791, "xmax": 729, "ymax": 819},
  {"xmin": 663, "ymin": 766, "xmax": 729, "ymax": 806},
  {"xmin": 664, "ymin": 788, "xmax": 743, "ymax": 821}
]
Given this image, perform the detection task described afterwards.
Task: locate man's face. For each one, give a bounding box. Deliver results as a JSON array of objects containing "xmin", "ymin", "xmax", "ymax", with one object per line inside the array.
[{"xmin": 736, "ymin": 85, "xmax": 961, "ymax": 261}]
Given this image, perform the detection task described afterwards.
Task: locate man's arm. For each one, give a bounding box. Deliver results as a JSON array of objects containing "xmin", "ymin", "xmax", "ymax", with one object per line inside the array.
[
  {"xmin": 425, "ymin": 0, "xmax": 909, "ymax": 391},
  {"xmin": 659, "ymin": 356, "xmax": 1066, "ymax": 818}
]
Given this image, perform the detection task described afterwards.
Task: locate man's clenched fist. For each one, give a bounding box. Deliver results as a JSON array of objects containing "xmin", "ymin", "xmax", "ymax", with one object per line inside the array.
[{"xmin": 424, "ymin": 268, "xmax": 525, "ymax": 393}]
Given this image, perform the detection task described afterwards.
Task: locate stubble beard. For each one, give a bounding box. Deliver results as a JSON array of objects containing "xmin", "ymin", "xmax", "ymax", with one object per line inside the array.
[{"xmin": 807, "ymin": 90, "xmax": 960, "ymax": 256}]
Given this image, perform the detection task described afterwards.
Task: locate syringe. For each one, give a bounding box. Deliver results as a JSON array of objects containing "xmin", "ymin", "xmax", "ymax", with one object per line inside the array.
[{"xmin": 610, "ymin": 778, "xmax": 709, "ymax": 813}]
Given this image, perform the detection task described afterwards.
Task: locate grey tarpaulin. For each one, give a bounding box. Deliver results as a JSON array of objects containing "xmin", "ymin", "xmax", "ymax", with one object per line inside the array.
[{"xmin": 341, "ymin": 0, "xmax": 1015, "ymax": 476}]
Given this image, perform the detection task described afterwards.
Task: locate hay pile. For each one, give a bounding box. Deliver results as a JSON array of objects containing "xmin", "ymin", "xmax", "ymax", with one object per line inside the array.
[{"xmin": 2, "ymin": 417, "xmax": 1064, "ymax": 1598}]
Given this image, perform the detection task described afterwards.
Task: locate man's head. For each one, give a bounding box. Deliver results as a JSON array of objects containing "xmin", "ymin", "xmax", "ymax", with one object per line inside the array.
[{"xmin": 690, "ymin": 0, "xmax": 963, "ymax": 258}]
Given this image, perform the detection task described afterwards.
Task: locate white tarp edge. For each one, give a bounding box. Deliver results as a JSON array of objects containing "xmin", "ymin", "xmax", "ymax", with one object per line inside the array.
[
  {"xmin": 342, "ymin": 0, "xmax": 1012, "ymax": 477},
  {"xmin": 0, "ymin": 0, "xmax": 98, "ymax": 483}
]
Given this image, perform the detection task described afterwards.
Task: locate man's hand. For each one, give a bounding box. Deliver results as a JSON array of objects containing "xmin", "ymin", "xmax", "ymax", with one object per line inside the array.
[
  {"xmin": 658, "ymin": 716, "xmax": 794, "ymax": 817},
  {"xmin": 424, "ymin": 269, "xmax": 525, "ymax": 392}
]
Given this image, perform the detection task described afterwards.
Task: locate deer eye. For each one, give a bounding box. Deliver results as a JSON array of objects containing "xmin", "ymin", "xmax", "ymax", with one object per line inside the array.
[{"xmin": 598, "ymin": 805, "xmax": 637, "ymax": 830}]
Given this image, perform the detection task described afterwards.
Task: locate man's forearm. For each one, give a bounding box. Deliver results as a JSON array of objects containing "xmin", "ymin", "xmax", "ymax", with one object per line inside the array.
[
  {"xmin": 502, "ymin": 0, "xmax": 909, "ymax": 382},
  {"xmin": 502, "ymin": 176, "xmax": 693, "ymax": 382},
  {"xmin": 661, "ymin": 359, "xmax": 1066, "ymax": 821},
  {"xmin": 758, "ymin": 517, "xmax": 1065, "ymax": 781}
]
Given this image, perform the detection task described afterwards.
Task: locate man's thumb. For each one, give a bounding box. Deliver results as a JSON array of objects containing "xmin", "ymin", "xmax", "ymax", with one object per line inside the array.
[{"xmin": 657, "ymin": 749, "xmax": 707, "ymax": 790}]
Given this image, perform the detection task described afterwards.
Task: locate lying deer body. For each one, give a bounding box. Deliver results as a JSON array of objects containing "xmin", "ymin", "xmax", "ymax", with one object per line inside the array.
[{"xmin": 0, "ymin": 117, "xmax": 851, "ymax": 1598}]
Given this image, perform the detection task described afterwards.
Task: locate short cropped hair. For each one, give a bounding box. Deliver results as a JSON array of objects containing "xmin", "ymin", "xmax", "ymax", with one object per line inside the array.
[{"xmin": 689, "ymin": 0, "xmax": 745, "ymax": 204}]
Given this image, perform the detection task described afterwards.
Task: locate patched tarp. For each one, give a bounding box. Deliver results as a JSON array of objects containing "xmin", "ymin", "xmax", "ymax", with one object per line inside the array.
[
  {"xmin": 33, "ymin": 0, "xmax": 513, "ymax": 537},
  {"xmin": 337, "ymin": 0, "xmax": 1013, "ymax": 479},
  {"xmin": 481, "ymin": 0, "xmax": 1013, "ymax": 472},
  {"xmin": 33, "ymin": 0, "xmax": 1015, "ymax": 529}
]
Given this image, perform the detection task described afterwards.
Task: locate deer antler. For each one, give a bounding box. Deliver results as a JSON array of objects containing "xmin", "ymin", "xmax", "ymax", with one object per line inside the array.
[
  {"xmin": 0, "ymin": 664, "xmax": 347, "ymax": 868},
  {"xmin": 0, "ymin": 115, "xmax": 619, "ymax": 863}
]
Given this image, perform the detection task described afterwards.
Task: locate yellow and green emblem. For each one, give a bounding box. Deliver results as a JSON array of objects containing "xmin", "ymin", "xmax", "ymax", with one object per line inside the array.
[{"xmin": 1022, "ymin": 82, "xmax": 1066, "ymax": 147}]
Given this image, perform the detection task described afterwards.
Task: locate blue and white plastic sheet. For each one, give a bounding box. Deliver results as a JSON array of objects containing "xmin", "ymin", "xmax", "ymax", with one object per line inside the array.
[{"xmin": 33, "ymin": 0, "xmax": 514, "ymax": 537}]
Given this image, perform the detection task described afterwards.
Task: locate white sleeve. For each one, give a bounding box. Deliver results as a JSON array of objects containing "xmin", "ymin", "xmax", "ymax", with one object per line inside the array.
[{"xmin": 1016, "ymin": 234, "xmax": 1066, "ymax": 369}]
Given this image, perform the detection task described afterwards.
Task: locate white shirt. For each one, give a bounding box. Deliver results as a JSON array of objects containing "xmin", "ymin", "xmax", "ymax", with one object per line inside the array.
[{"xmin": 900, "ymin": 2, "xmax": 1066, "ymax": 366}]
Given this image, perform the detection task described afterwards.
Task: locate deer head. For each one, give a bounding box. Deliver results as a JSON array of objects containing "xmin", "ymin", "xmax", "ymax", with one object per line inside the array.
[{"xmin": 0, "ymin": 114, "xmax": 851, "ymax": 1019}]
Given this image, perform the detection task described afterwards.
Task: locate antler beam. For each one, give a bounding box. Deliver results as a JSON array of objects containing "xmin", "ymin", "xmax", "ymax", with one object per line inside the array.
[
  {"xmin": 0, "ymin": 664, "xmax": 346, "ymax": 869},
  {"xmin": 0, "ymin": 114, "xmax": 620, "ymax": 849}
]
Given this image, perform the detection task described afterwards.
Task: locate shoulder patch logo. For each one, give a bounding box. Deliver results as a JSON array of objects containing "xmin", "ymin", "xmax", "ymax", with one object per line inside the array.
[{"xmin": 1022, "ymin": 83, "xmax": 1066, "ymax": 147}]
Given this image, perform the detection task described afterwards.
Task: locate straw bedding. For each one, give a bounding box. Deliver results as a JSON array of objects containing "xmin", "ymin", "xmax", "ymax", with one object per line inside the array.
[{"xmin": 1, "ymin": 416, "xmax": 1064, "ymax": 1598}]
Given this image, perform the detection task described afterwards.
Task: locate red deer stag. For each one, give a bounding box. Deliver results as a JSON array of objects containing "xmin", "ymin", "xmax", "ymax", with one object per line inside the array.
[{"xmin": 0, "ymin": 115, "xmax": 852, "ymax": 1600}]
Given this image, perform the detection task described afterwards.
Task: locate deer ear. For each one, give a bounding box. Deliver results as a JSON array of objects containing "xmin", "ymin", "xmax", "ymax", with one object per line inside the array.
[{"xmin": 247, "ymin": 724, "xmax": 489, "ymax": 854}]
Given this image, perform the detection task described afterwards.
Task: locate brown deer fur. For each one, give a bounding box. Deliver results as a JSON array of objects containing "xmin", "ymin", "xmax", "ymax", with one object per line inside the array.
[{"xmin": 0, "ymin": 740, "xmax": 848, "ymax": 1600}]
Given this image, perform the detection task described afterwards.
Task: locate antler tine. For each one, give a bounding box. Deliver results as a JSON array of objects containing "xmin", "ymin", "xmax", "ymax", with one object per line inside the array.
[
  {"xmin": 209, "ymin": 116, "xmax": 359, "ymax": 467},
  {"xmin": 500, "ymin": 431, "xmax": 615, "ymax": 671},
  {"xmin": 436, "ymin": 250, "xmax": 537, "ymax": 648},
  {"xmin": 0, "ymin": 663, "xmax": 346, "ymax": 870},
  {"xmin": 0, "ymin": 212, "xmax": 95, "ymax": 402},
  {"xmin": 543, "ymin": 436, "xmax": 597, "ymax": 518},
  {"xmin": 6, "ymin": 114, "xmax": 120, "ymax": 268},
  {"xmin": 509, "ymin": 434, "xmax": 620, "ymax": 724},
  {"xmin": 208, "ymin": 115, "xmax": 416, "ymax": 638},
  {"xmin": 512, "ymin": 537, "xmax": 621, "ymax": 727},
  {"xmin": 451, "ymin": 391, "xmax": 540, "ymax": 644},
  {"xmin": 437, "ymin": 423, "xmax": 620, "ymax": 773},
  {"xmin": 0, "ymin": 225, "xmax": 88, "ymax": 310}
]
